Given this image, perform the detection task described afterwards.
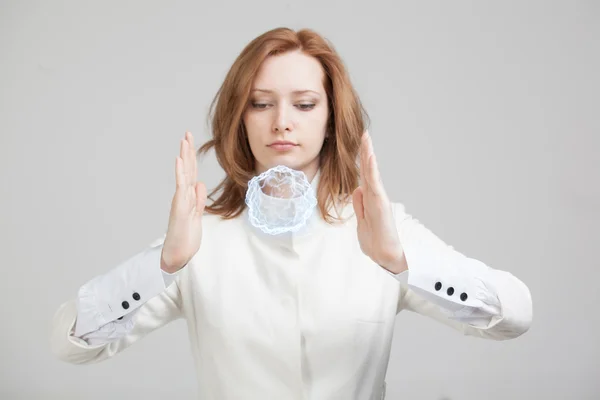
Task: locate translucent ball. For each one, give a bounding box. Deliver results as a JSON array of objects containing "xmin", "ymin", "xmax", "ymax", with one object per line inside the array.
[{"xmin": 245, "ymin": 165, "xmax": 317, "ymax": 235}]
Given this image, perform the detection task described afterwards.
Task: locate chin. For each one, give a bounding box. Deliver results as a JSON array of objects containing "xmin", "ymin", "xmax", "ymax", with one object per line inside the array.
[{"xmin": 260, "ymin": 157, "xmax": 305, "ymax": 172}]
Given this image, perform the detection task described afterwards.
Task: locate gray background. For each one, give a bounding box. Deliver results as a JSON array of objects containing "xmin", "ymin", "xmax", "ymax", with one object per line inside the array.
[{"xmin": 1, "ymin": 0, "xmax": 598, "ymax": 398}]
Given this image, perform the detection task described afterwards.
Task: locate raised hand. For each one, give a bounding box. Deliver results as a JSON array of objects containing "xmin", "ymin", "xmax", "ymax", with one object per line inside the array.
[
  {"xmin": 352, "ymin": 131, "xmax": 407, "ymax": 274},
  {"xmin": 160, "ymin": 132, "xmax": 207, "ymax": 273}
]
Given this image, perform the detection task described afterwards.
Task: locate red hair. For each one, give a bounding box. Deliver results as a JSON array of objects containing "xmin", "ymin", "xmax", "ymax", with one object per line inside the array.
[{"xmin": 198, "ymin": 27, "xmax": 369, "ymax": 222}]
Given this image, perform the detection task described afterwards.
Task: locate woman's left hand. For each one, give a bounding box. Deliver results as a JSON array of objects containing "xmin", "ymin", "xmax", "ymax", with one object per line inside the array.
[{"xmin": 352, "ymin": 131, "xmax": 408, "ymax": 274}]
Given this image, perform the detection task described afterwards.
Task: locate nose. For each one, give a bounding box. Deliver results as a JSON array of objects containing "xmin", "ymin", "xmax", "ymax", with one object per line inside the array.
[{"xmin": 272, "ymin": 105, "xmax": 293, "ymax": 134}]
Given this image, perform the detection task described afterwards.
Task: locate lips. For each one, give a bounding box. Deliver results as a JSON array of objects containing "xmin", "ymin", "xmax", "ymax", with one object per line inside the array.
[
  {"xmin": 269, "ymin": 141, "xmax": 297, "ymax": 146},
  {"xmin": 268, "ymin": 141, "xmax": 298, "ymax": 151}
]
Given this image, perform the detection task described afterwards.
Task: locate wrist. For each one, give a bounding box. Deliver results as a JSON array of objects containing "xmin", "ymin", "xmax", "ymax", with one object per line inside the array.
[
  {"xmin": 383, "ymin": 251, "xmax": 408, "ymax": 275},
  {"xmin": 160, "ymin": 251, "xmax": 179, "ymax": 274}
]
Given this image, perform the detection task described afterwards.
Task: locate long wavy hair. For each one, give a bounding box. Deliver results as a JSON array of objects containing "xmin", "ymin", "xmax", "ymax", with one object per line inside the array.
[{"xmin": 198, "ymin": 27, "xmax": 369, "ymax": 223}]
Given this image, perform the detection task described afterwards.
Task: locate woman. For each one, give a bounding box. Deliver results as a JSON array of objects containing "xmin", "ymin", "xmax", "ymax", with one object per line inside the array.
[{"xmin": 51, "ymin": 27, "xmax": 532, "ymax": 399}]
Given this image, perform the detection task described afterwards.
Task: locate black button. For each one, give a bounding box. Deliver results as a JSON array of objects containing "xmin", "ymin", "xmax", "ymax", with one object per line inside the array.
[
  {"xmin": 132, "ymin": 292, "xmax": 140, "ymax": 301},
  {"xmin": 446, "ymin": 287, "xmax": 454, "ymax": 296},
  {"xmin": 122, "ymin": 301, "xmax": 130, "ymax": 310},
  {"xmin": 434, "ymin": 282, "xmax": 442, "ymax": 291},
  {"xmin": 460, "ymin": 292, "xmax": 468, "ymax": 301},
  {"xmin": 117, "ymin": 316, "xmax": 123, "ymax": 320}
]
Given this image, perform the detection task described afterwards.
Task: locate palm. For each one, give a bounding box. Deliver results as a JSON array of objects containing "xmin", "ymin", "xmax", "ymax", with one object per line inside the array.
[
  {"xmin": 352, "ymin": 131, "xmax": 404, "ymax": 272},
  {"xmin": 162, "ymin": 132, "xmax": 207, "ymax": 273}
]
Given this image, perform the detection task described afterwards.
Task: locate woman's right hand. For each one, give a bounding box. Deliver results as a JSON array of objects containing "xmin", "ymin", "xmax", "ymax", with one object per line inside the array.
[{"xmin": 160, "ymin": 132, "xmax": 207, "ymax": 273}]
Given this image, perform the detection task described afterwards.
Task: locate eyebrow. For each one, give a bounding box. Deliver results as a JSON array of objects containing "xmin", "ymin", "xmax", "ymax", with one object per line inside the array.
[{"xmin": 251, "ymin": 89, "xmax": 321, "ymax": 96}]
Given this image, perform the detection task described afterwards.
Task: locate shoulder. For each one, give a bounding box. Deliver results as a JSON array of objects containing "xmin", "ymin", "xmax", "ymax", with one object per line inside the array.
[
  {"xmin": 202, "ymin": 211, "xmax": 239, "ymax": 224},
  {"xmin": 330, "ymin": 198, "xmax": 409, "ymax": 223},
  {"xmin": 390, "ymin": 201, "xmax": 408, "ymax": 218},
  {"xmin": 201, "ymin": 210, "xmax": 246, "ymax": 235}
]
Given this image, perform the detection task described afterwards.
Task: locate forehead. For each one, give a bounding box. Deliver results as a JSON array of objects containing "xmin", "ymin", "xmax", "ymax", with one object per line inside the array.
[{"xmin": 252, "ymin": 50, "xmax": 325, "ymax": 93}]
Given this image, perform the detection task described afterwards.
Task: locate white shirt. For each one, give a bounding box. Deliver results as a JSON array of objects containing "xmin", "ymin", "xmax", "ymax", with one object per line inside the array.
[{"xmin": 50, "ymin": 172, "xmax": 532, "ymax": 399}]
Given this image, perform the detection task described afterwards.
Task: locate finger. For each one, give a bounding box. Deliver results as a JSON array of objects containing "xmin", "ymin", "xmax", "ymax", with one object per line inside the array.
[
  {"xmin": 187, "ymin": 132, "xmax": 198, "ymax": 183},
  {"xmin": 181, "ymin": 137, "xmax": 193, "ymax": 186},
  {"xmin": 185, "ymin": 132, "xmax": 196, "ymax": 181},
  {"xmin": 352, "ymin": 186, "xmax": 365, "ymax": 220},
  {"xmin": 360, "ymin": 131, "xmax": 370, "ymax": 191},
  {"xmin": 368, "ymin": 154, "xmax": 385, "ymax": 197},
  {"xmin": 175, "ymin": 157, "xmax": 186, "ymax": 188},
  {"xmin": 371, "ymin": 153, "xmax": 381, "ymax": 185},
  {"xmin": 184, "ymin": 132, "xmax": 194, "ymax": 183},
  {"xmin": 365, "ymin": 134, "xmax": 380, "ymax": 191}
]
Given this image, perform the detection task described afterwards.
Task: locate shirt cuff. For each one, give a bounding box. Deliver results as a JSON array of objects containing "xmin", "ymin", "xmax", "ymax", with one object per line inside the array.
[
  {"xmin": 75, "ymin": 306, "xmax": 138, "ymax": 346},
  {"xmin": 387, "ymin": 252, "xmax": 501, "ymax": 323},
  {"xmin": 161, "ymin": 269, "xmax": 178, "ymax": 288},
  {"xmin": 73, "ymin": 236, "xmax": 180, "ymax": 337}
]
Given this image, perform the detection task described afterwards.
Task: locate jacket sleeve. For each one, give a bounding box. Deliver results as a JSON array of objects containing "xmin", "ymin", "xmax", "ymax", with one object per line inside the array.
[
  {"xmin": 50, "ymin": 236, "xmax": 184, "ymax": 364},
  {"xmin": 390, "ymin": 202, "xmax": 532, "ymax": 340}
]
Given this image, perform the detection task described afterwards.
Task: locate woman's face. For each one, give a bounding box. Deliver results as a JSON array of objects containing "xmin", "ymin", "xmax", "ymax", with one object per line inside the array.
[{"xmin": 243, "ymin": 50, "xmax": 329, "ymax": 181}]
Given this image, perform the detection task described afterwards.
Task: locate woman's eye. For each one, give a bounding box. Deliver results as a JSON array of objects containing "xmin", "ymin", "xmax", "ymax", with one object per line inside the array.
[
  {"xmin": 251, "ymin": 103, "xmax": 269, "ymax": 109},
  {"xmin": 250, "ymin": 102, "xmax": 315, "ymax": 110}
]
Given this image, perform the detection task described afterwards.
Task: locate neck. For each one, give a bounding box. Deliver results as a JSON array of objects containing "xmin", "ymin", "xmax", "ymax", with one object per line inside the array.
[
  {"xmin": 302, "ymin": 162, "xmax": 320, "ymax": 183},
  {"xmin": 255, "ymin": 159, "xmax": 321, "ymax": 184}
]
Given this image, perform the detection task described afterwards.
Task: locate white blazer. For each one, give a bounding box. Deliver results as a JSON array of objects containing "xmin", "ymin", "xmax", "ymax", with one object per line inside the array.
[{"xmin": 50, "ymin": 172, "xmax": 532, "ymax": 400}]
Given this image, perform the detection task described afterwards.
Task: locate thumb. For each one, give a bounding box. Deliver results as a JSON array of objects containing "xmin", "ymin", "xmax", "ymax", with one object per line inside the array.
[
  {"xmin": 195, "ymin": 182, "xmax": 207, "ymax": 215},
  {"xmin": 352, "ymin": 186, "xmax": 364, "ymax": 221}
]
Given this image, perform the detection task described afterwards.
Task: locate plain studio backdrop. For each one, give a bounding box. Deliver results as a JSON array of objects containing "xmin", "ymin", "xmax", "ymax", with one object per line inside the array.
[{"xmin": 1, "ymin": 1, "xmax": 598, "ymax": 399}]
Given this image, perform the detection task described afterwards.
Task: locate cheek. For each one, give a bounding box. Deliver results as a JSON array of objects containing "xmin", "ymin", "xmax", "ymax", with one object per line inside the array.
[
  {"xmin": 249, "ymin": 111, "xmax": 275, "ymax": 126},
  {"xmin": 304, "ymin": 109, "xmax": 329, "ymax": 139},
  {"xmin": 245, "ymin": 112, "xmax": 266, "ymax": 128},
  {"xmin": 311, "ymin": 103, "xmax": 329, "ymax": 128},
  {"xmin": 244, "ymin": 114, "xmax": 266, "ymax": 144}
]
